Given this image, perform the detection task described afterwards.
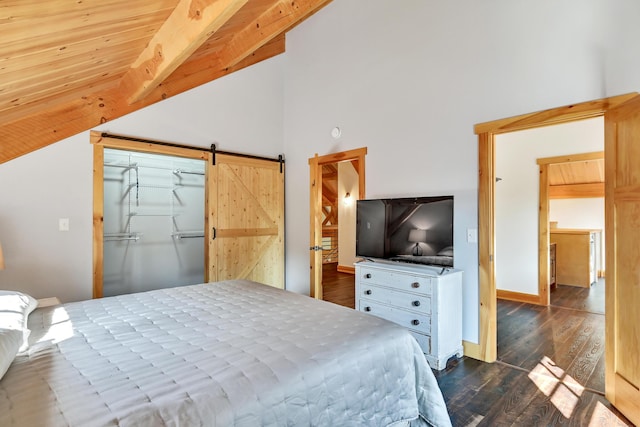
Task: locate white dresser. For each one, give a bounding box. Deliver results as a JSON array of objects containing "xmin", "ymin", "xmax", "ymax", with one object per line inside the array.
[{"xmin": 355, "ymin": 260, "xmax": 463, "ymax": 370}]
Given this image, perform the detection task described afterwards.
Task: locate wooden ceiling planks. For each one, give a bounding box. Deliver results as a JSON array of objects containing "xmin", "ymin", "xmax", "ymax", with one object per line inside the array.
[
  {"xmin": 0, "ymin": 0, "xmax": 333, "ymax": 164},
  {"xmin": 548, "ymin": 159, "xmax": 604, "ymax": 186}
]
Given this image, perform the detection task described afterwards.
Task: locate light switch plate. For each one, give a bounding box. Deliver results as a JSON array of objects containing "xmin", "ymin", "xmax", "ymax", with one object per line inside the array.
[
  {"xmin": 467, "ymin": 228, "xmax": 477, "ymax": 243},
  {"xmin": 59, "ymin": 218, "xmax": 69, "ymax": 232}
]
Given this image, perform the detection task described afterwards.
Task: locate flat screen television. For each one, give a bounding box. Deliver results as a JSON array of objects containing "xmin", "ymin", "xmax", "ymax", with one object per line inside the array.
[{"xmin": 356, "ymin": 196, "xmax": 454, "ymax": 267}]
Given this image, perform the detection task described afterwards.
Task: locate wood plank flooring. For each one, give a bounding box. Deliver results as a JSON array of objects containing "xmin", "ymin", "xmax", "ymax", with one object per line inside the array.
[
  {"xmin": 321, "ymin": 265, "xmax": 632, "ymax": 426},
  {"xmin": 321, "ymin": 263, "xmax": 355, "ymax": 308}
]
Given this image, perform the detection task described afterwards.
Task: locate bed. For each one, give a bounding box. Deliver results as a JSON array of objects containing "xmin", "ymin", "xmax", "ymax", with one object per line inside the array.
[{"xmin": 0, "ymin": 281, "xmax": 451, "ymax": 426}]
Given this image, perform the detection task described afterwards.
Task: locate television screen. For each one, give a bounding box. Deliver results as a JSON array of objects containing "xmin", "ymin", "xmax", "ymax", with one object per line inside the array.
[{"xmin": 356, "ymin": 196, "xmax": 454, "ymax": 267}]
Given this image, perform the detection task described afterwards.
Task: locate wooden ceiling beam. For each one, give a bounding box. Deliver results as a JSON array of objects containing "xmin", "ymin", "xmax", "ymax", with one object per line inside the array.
[
  {"xmin": 120, "ymin": 0, "xmax": 248, "ymax": 104},
  {"xmin": 549, "ymin": 183, "xmax": 605, "ymax": 199},
  {"xmin": 0, "ymin": 36, "xmax": 285, "ymax": 164},
  {"xmin": 216, "ymin": 0, "xmax": 331, "ymax": 69}
]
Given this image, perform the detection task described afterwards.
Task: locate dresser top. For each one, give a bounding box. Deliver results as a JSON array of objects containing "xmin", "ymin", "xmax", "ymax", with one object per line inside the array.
[{"xmin": 355, "ymin": 259, "xmax": 462, "ymax": 276}]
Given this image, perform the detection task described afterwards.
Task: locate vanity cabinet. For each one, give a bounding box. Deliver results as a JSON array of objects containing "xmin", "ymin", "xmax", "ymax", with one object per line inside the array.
[
  {"xmin": 550, "ymin": 229, "xmax": 601, "ymax": 288},
  {"xmin": 355, "ymin": 260, "xmax": 463, "ymax": 370}
]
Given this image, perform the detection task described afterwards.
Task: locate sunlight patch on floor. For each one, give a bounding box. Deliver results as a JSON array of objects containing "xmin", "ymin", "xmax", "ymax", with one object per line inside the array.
[{"xmin": 527, "ymin": 356, "xmax": 584, "ymax": 419}]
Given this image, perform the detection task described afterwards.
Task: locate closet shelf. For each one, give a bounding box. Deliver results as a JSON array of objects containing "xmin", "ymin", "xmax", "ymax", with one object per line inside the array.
[
  {"xmin": 104, "ymin": 232, "xmax": 142, "ymax": 242},
  {"xmin": 129, "ymin": 212, "xmax": 176, "ymax": 217},
  {"xmin": 172, "ymin": 231, "xmax": 205, "ymax": 240}
]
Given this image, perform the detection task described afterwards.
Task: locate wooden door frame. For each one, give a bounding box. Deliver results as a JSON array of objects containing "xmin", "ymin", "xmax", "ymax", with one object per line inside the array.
[
  {"xmin": 535, "ymin": 151, "xmax": 604, "ymax": 305},
  {"xmin": 472, "ymin": 93, "xmax": 636, "ymax": 362},
  {"xmin": 91, "ymin": 131, "xmax": 210, "ymax": 298},
  {"xmin": 309, "ymin": 147, "xmax": 367, "ymax": 299}
]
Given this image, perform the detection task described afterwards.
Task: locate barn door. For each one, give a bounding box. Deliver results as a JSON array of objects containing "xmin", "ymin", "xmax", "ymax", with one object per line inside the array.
[
  {"xmin": 604, "ymin": 94, "xmax": 640, "ymax": 425},
  {"xmin": 208, "ymin": 154, "xmax": 284, "ymax": 288}
]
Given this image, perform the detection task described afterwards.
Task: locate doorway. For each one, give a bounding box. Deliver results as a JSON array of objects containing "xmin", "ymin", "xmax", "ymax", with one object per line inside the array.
[
  {"xmin": 102, "ymin": 148, "xmax": 206, "ymax": 297},
  {"xmin": 473, "ymin": 93, "xmax": 636, "ymax": 363},
  {"xmin": 309, "ymin": 148, "xmax": 367, "ymax": 300},
  {"xmin": 476, "ymin": 93, "xmax": 640, "ymax": 424}
]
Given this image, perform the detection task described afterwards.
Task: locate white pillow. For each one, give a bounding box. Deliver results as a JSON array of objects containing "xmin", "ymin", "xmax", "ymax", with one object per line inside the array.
[
  {"xmin": 0, "ymin": 291, "xmax": 39, "ymax": 380},
  {"xmin": 0, "ymin": 329, "xmax": 22, "ymax": 380}
]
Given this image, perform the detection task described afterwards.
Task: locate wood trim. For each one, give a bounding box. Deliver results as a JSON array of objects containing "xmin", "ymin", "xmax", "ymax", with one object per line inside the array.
[
  {"xmin": 474, "ymin": 94, "xmax": 637, "ymax": 135},
  {"xmin": 336, "ymin": 265, "xmax": 355, "ymax": 274},
  {"xmin": 462, "ymin": 340, "xmax": 482, "ymax": 360},
  {"xmin": 204, "ymin": 152, "xmax": 213, "ymax": 283},
  {"xmin": 549, "ymin": 183, "xmax": 605, "ymax": 199},
  {"xmin": 311, "ymin": 147, "xmax": 368, "ymax": 166},
  {"xmin": 536, "ymin": 151, "xmax": 604, "ymax": 165},
  {"xmin": 309, "ymin": 154, "xmax": 323, "ymax": 299},
  {"xmin": 478, "ymin": 131, "xmax": 497, "ymax": 363},
  {"xmin": 92, "ymin": 140, "xmax": 104, "ymax": 299},
  {"xmin": 538, "ymin": 163, "xmax": 550, "ymax": 306},
  {"xmin": 497, "ymin": 289, "xmax": 542, "ymax": 305},
  {"xmin": 475, "ymin": 93, "xmax": 638, "ymax": 364},
  {"xmin": 91, "ymin": 131, "xmax": 209, "ymax": 160}
]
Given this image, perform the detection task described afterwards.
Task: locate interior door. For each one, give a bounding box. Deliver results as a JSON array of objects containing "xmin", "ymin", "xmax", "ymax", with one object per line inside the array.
[
  {"xmin": 604, "ymin": 94, "xmax": 640, "ymax": 425},
  {"xmin": 208, "ymin": 154, "xmax": 285, "ymax": 288},
  {"xmin": 308, "ymin": 148, "xmax": 367, "ymax": 299},
  {"xmin": 309, "ymin": 154, "xmax": 323, "ymax": 298}
]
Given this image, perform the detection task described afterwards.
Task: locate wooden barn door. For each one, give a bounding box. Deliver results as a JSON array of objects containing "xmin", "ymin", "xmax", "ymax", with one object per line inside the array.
[
  {"xmin": 208, "ymin": 154, "xmax": 285, "ymax": 288},
  {"xmin": 604, "ymin": 95, "xmax": 640, "ymax": 425}
]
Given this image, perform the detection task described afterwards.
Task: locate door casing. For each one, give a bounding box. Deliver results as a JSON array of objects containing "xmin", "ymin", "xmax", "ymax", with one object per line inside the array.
[
  {"xmin": 309, "ymin": 147, "xmax": 367, "ymax": 299},
  {"xmin": 472, "ymin": 93, "xmax": 637, "ymax": 363},
  {"xmin": 91, "ymin": 131, "xmax": 209, "ymax": 298}
]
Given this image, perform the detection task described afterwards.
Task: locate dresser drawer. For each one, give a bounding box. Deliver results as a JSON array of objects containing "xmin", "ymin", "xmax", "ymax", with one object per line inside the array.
[
  {"xmin": 358, "ymin": 267, "xmax": 432, "ymax": 295},
  {"xmin": 409, "ymin": 331, "xmax": 431, "ymax": 355},
  {"xmin": 358, "ymin": 284, "xmax": 431, "ymax": 314},
  {"xmin": 358, "ymin": 299, "xmax": 431, "ymax": 335}
]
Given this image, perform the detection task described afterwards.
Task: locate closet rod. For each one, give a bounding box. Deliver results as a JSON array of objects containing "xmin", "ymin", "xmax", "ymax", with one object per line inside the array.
[{"xmin": 101, "ymin": 133, "xmax": 285, "ymax": 169}]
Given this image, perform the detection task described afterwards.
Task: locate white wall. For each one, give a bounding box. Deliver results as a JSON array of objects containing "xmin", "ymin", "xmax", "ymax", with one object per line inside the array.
[
  {"xmin": 550, "ymin": 199, "xmax": 604, "ymax": 232},
  {"xmin": 495, "ymin": 118, "xmax": 604, "ymax": 294},
  {"xmin": 0, "ymin": 56, "xmax": 284, "ymax": 303},
  {"xmin": 337, "ymin": 162, "xmax": 358, "ymax": 268},
  {"xmin": 282, "ymin": 0, "xmax": 640, "ymax": 344}
]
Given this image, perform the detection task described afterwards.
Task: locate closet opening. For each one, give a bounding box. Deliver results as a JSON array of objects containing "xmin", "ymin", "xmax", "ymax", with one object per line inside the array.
[{"xmin": 102, "ymin": 148, "xmax": 206, "ymax": 297}]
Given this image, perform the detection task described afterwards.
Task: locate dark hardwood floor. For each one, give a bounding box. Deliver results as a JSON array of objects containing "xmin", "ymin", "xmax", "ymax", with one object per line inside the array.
[
  {"xmin": 551, "ymin": 278, "xmax": 605, "ymax": 314},
  {"xmin": 321, "ymin": 265, "xmax": 631, "ymax": 426},
  {"xmin": 322, "ymin": 262, "xmax": 355, "ymax": 309}
]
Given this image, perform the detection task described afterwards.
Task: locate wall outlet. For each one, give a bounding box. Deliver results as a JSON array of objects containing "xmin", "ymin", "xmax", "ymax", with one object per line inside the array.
[
  {"xmin": 467, "ymin": 228, "xmax": 477, "ymax": 243},
  {"xmin": 59, "ymin": 218, "xmax": 70, "ymax": 232}
]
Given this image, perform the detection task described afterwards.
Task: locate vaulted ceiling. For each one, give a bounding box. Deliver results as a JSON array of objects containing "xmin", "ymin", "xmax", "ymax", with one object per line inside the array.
[{"xmin": 0, "ymin": 0, "xmax": 332, "ymax": 164}]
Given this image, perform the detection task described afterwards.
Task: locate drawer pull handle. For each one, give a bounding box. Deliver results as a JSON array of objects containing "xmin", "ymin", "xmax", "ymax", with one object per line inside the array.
[
  {"xmin": 364, "ymin": 273, "xmax": 372, "ymax": 279},
  {"xmin": 364, "ymin": 306, "xmax": 372, "ymax": 312},
  {"xmin": 412, "ymin": 300, "xmax": 421, "ymax": 307},
  {"xmin": 411, "ymin": 282, "xmax": 420, "ymax": 288},
  {"xmin": 412, "ymin": 319, "xmax": 420, "ymax": 326},
  {"xmin": 364, "ymin": 290, "xmax": 372, "ymax": 295}
]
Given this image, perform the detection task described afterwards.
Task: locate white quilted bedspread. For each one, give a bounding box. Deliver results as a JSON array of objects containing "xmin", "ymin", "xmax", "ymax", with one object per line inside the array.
[{"xmin": 0, "ymin": 280, "xmax": 451, "ymax": 427}]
